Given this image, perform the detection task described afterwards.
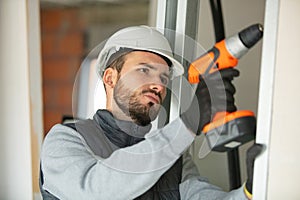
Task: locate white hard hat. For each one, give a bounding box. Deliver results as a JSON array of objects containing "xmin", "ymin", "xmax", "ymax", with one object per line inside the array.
[{"xmin": 96, "ymin": 25, "xmax": 184, "ymax": 79}]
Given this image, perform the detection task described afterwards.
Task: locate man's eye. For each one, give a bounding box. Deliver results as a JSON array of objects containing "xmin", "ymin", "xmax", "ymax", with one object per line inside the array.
[
  {"xmin": 138, "ymin": 68, "xmax": 149, "ymax": 74},
  {"xmin": 161, "ymin": 76, "xmax": 169, "ymax": 85}
]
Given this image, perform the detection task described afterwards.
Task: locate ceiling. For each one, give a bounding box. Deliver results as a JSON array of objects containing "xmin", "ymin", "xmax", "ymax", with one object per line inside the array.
[{"xmin": 40, "ymin": 0, "xmax": 149, "ymax": 8}]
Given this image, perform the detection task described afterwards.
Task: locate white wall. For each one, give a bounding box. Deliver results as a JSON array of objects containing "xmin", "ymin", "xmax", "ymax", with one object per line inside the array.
[
  {"xmin": 267, "ymin": 1, "xmax": 300, "ymax": 195},
  {"xmin": 267, "ymin": 0, "xmax": 300, "ymax": 196},
  {"xmin": 0, "ymin": 0, "xmax": 43, "ymax": 199},
  {"xmin": 254, "ymin": 0, "xmax": 300, "ymax": 199}
]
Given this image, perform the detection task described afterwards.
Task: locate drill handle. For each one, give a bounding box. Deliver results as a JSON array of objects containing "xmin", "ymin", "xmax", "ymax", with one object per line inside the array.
[
  {"xmin": 188, "ymin": 40, "xmax": 239, "ymax": 84},
  {"xmin": 198, "ymin": 68, "xmax": 239, "ymax": 131}
]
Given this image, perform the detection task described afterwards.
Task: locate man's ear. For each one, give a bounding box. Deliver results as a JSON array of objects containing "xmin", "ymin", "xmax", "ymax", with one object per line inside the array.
[{"xmin": 102, "ymin": 68, "xmax": 118, "ymax": 88}]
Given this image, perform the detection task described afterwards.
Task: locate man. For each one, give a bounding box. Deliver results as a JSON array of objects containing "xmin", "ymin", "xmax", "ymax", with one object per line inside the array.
[{"xmin": 40, "ymin": 26, "xmax": 261, "ymax": 199}]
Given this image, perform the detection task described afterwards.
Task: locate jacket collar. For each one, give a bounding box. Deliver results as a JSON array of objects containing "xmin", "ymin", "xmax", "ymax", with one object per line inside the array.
[{"xmin": 93, "ymin": 109, "xmax": 152, "ymax": 147}]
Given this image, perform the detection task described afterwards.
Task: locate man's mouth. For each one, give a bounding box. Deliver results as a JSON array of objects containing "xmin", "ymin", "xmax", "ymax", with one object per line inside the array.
[
  {"xmin": 142, "ymin": 89, "xmax": 162, "ymax": 105},
  {"xmin": 144, "ymin": 93, "xmax": 160, "ymax": 104}
]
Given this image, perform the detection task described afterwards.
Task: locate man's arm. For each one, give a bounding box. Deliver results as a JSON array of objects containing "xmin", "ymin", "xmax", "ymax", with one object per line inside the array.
[
  {"xmin": 41, "ymin": 117, "xmax": 194, "ymax": 200},
  {"xmin": 180, "ymin": 149, "xmax": 248, "ymax": 200}
]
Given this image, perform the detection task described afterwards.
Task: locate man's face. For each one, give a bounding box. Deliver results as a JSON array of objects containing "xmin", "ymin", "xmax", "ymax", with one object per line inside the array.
[{"xmin": 113, "ymin": 51, "xmax": 170, "ymax": 126}]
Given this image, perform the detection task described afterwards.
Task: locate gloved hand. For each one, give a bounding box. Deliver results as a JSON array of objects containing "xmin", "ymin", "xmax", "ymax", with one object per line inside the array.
[
  {"xmin": 244, "ymin": 143, "xmax": 264, "ymax": 199},
  {"xmin": 181, "ymin": 68, "xmax": 239, "ymax": 135}
]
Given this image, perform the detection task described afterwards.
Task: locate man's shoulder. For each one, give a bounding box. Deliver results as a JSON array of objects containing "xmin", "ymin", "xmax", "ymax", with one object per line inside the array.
[
  {"xmin": 41, "ymin": 121, "xmax": 92, "ymax": 156},
  {"xmin": 43, "ymin": 118, "xmax": 100, "ymax": 147},
  {"xmin": 46, "ymin": 118, "xmax": 93, "ymax": 135},
  {"xmin": 43, "ymin": 122, "xmax": 84, "ymax": 144}
]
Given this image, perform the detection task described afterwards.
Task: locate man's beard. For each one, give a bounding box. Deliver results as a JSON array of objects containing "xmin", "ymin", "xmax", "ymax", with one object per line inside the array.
[{"xmin": 113, "ymin": 80, "xmax": 162, "ymax": 126}]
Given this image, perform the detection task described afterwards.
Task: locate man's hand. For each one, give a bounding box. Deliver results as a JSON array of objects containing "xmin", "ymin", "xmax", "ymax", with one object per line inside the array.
[
  {"xmin": 181, "ymin": 68, "xmax": 240, "ymax": 135},
  {"xmin": 244, "ymin": 143, "xmax": 265, "ymax": 199}
]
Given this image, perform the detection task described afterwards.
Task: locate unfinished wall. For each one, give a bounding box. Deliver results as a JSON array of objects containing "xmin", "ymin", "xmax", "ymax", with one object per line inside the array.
[
  {"xmin": 41, "ymin": 8, "xmax": 85, "ymax": 134},
  {"xmin": 40, "ymin": 2, "xmax": 149, "ymax": 135}
]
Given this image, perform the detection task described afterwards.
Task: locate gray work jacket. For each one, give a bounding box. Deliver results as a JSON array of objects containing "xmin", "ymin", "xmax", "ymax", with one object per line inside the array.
[{"xmin": 40, "ymin": 110, "xmax": 247, "ymax": 200}]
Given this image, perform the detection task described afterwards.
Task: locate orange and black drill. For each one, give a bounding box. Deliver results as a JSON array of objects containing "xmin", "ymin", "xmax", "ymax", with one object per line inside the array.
[{"xmin": 188, "ymin": 24, "xmax": 263, "ymax": 152}]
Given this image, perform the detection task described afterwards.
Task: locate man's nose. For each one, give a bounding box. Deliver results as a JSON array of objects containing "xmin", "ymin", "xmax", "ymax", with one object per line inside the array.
[{"xmin": 149, "ymin": 83, "xmax": 164, "ymax": 93}]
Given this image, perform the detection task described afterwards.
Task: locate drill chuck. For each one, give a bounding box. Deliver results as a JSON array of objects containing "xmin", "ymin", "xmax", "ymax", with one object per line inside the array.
[
  {"xmin": 225, "ymin": 24, "xmax": 263, "ymax": 59},
  {"xmin": 239, "ymin": 23, "xmax": 263, "ymax": 48}
]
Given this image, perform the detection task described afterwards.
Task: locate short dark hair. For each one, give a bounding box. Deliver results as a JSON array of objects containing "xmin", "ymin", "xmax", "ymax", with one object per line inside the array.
[
  {"xmin": 106, "ymin": 53, "xmax": 127, "ymax": 75},
  {"xmin": 102, "ymin": 53, "xmax": 127, "ymax": 92},
  {"xmin": 100, "ymin": 48, "xmax": 131, "ymax": 77}
]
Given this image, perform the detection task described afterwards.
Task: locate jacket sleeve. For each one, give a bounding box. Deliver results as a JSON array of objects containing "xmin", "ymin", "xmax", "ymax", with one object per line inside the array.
[
  {"xmin": 179, "ymin": 149, "xmax": 248, "ymax": 200},
  {"xmin": 41, "ymin": 118, "xmax": 194, "ymax": 200}
]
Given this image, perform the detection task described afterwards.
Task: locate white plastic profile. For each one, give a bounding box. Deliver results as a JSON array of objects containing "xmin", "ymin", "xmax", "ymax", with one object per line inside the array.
[{"xmin": 253, "ymin": 0, "xmax": 280, "ymax": 199}]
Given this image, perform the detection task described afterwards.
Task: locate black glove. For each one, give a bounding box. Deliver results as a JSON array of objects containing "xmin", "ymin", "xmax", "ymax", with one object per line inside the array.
[
  {"xmin": 245, "ymin": 143, "xmax": 264, "ymax": 198},
  {"xmin": 181, "ymin": 68, "xmax": 239, "ymax": 135},
  {"xmin": 199, "ymin": 68, "xmax": 240, "ymax": 129}
]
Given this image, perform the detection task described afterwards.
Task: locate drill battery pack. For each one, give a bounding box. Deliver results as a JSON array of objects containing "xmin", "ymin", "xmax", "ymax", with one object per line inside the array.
[{"xmin": 202, "ymin": 110, "xmax": 256, "ymax": 152}]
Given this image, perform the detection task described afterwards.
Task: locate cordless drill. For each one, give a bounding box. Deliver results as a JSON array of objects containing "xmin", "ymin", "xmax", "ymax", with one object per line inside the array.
[{"xmin": 188, "ymin": 24, "xmax": 263, "ymax": 152}]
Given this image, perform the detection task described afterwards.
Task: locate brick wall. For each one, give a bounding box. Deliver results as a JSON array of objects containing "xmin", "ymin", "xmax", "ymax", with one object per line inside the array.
[
  {"xmin": 41, "ymin": 8, "xmax": 85, "ymax": 135},
  {"xmin": 40, "ymin": 2, "xmax": 149, "ymax": 136}
]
